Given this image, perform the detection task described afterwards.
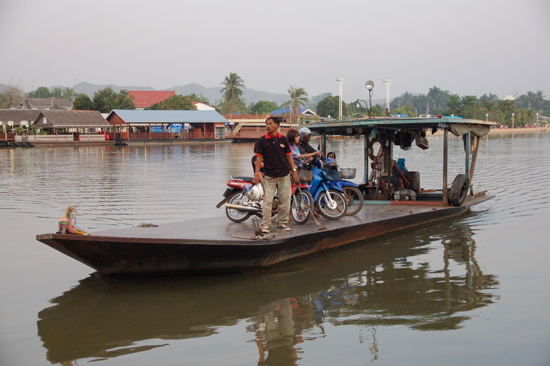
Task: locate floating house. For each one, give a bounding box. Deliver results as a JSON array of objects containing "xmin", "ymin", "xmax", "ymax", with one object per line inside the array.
[
  {"xmin": 106, "ymin": 109, "xmax": 230, "ymax": 140},
  {"xmin": 23, "ymin": 110, "xmax": 111, "ymax": 143},
  {"xmin": 0, "ymin": 110, "xmax": 42, "ymax": 139}
]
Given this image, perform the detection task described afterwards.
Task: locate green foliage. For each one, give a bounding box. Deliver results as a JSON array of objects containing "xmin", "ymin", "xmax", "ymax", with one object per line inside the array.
[
  {"xmin": 27, "ymin": 86, "xmax": 51, "ymax": 98},
  {"xmin": 427, "ymin": 86, "xmax": 450, "ymax": 110},
  {"xmin": 0, "ymin": 94, "xmax": 9, "ymax": 109},
  {"xmin": 184, "ymin": 93, "xmax": 210, "ymax": 104},
  {"xmin": 51, "ymin": 88, "xmax": 62, "ymax": 98},
  {"xmin": 446, "ymin": 94, "xmax": 462, "ymax": 114},
  {"xmin": 371, "ymin": 105, "xmax": 384, "ymax": 117},
  {"xmin": 387, "ymin": 87, "xmax": 548, "ymax": 126},
  {"xmin": 220, "ymin": 72, "xmax": 245, "ymax": 109},
  {"xmin": 251, "ymin": 100, "xmax": 279, "ymax": 114},
  {"xmin": 147, "ymin": 95, "xmax": 196, "ymax": 110},
  {"xmin": 1, "ymin": 83, "xmax": 24, "ymax": 108},
  {"xmin": 27, "ymin": 87, "xmax": 74, "ymax": 100},
  {"xmin": 219, "ymin": 99, "xmax": 248, "ymax": 114},
  {"xmin": 281, "ymin": 86, "xmax": 309, "ymax": 115},
  {"xmin": 316, "ymin": 95, "xmax": 346, "ymax": 118},
  {"xmin": 72, "ymin": 93, "xmax": 94, "ymax": 110},
  {"xmin": 92, "ymin": 87, "xmax": 135, "ymax": 113},
  {"xmin": 346, "ymin": 101, "xmax": 369, "ymax": 117}
]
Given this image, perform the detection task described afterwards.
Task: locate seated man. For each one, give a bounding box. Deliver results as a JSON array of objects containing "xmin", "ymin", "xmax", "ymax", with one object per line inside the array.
[
  {"xmin": 372, "ymin": 147, "xmax": 409, "ymax": 199},
  {"xmin": 297, "ymin": 127, "xmax": 322, "ymax": 170}
]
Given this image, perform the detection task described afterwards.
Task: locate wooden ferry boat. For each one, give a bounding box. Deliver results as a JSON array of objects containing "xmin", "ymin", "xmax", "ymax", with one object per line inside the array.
[{"xmin": 36, "ymin": 116, "xmax": 496, "ymax": 278}]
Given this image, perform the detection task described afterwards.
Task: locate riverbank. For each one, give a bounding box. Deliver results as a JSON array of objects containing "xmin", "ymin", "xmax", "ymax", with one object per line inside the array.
[
  {"xmin": 488, "ymin": 127, "xmax": 547, "ymax": 134},
  {"xmin": 2, "ymin": 127, "xmax": 547, "ymax": 148},
  {"xmin": 0, "ymin": 139, "xmax": 234, "ymax": 148},
  {"xmin": 427, "ymin": 126, "xmax": 547, "ymax": 136}
]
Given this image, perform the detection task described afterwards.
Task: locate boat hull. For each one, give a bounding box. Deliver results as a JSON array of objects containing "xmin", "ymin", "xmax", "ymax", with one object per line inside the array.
[{"xmin": 37, "ymin": 195, "xmax": 493, "ymax": 277}]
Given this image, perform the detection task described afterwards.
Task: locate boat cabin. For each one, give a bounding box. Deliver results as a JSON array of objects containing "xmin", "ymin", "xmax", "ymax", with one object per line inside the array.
[{"xmin": 306, "ymin": 116, "xmax": 497, "ymax": 207}]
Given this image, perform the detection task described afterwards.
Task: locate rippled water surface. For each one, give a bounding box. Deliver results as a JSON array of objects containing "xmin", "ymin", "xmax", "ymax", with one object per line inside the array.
[{"xmin": 1, "ymin": 134, "xmax": 549, "ymax": 366}]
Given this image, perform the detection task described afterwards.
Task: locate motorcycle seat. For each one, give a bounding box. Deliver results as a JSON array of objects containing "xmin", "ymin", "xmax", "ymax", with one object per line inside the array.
[{"xmin": 231, "ymin": 176, "xmax": 254, "ymax": 182}]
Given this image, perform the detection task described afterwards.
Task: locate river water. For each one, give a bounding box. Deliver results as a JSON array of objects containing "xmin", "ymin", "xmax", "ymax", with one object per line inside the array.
[{"xmin": 1, "ymin": 133, "xmax": 549, "ymax": 366}]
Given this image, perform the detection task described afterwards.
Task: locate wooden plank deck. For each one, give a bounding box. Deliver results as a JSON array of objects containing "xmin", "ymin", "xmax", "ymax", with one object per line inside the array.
[
  {"xmin": 36, "ymin": 195, "xmax": 493, "ymax": 277},
  {"xmin": 91, "ymin": 201, "xmax": 452, "ymax": 241}
]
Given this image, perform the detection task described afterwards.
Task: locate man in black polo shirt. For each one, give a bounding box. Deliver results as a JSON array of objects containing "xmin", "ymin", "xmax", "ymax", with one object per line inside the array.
[{"xmin": 252, "ymin": 117, "xmax": 300, "ymax": 233}]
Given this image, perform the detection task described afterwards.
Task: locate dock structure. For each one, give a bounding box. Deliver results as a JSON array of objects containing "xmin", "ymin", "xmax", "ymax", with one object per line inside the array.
[{"xmin": 224, "ymin": 114, "xmax": 300, "ymax": 142}]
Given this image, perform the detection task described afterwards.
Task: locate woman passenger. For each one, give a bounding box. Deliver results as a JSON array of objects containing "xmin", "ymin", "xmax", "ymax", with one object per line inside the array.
[{"xmin": 287, "ymin": 129, "xmax": 317, "ymax": 169}]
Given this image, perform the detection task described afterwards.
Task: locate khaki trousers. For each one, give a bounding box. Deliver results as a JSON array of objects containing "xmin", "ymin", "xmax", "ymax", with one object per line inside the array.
[{"xmin": 261, "ymin": 173, "xmax": 291, "ymax": 228}]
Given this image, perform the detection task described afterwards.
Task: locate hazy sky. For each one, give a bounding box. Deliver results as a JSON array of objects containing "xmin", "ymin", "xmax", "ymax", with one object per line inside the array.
[{"xmin": 1, "ymin": 0, "xmax": 549, "ymax": 102}]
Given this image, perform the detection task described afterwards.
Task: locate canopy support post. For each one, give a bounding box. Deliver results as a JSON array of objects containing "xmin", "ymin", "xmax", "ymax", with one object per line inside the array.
[
  {"xmin": 321, "ymin": 129, "xmax": 327, "ymax": 155},
  {"xmin": 442, "ymin": 128, "xmax": 449, "ymax": 206},
  {"xmin": 469, "ymin": 135, "xmax": 480, "ymax": 195},
  {"xmin": 363, "ymin": 134, "xmax": 370, "ymax": 183},
  {"xmin": 465, "ymin": 132, "xmax": 471, "ymax": 181}
]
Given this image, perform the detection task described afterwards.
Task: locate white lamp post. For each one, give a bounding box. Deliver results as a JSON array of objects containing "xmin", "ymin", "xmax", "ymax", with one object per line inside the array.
[
  {"xmin": 336, "ymin": 78, "xmax": 344, "ymax": 120},
  {"xmin": 383, "ymin": 79, "xmax": 391, "ymax": 112},
  {"xmin": 512, "ymin": 113, "xmax": 514, "ymax": 129}
]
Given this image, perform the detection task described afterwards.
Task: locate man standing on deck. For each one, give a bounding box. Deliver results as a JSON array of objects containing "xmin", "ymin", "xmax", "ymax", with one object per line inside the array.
[{"xmin": 253, "ymin": 117, "xmax": 300, "ymax": 233}]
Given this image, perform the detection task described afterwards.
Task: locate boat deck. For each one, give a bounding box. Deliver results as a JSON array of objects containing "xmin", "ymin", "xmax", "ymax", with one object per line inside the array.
[
  {"xmin": 37, "ymin": 194, "xmax": 493, "ymax": 276},
  {"xmin": 91, "ymin": 200, "xmax": 455, "ymax": 242}
]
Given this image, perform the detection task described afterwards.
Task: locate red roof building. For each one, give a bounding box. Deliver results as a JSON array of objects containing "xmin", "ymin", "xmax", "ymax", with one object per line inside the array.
[{"xmin": 128, "ymin": 91, "xmax": 176, "ymax": 109}]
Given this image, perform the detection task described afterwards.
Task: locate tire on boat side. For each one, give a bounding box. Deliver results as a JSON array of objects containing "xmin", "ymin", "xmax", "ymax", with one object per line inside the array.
[
  {"xmin": 449, "ymin": 174, "xmax": 469, "ymax": 207},
  {"xmin": 225, "ymin": 191, "xmax": 253, "ymax": 223},
  {"xmin": 316, "ymin": 189, "xmax": 348, "ymax": 220},
  {"xmin": 291, "ymin": 189, "xmax": 314, "ymax": 225},
  {"xmin": 343, "ymin": 186, "xmax": 364, "ymax": 216}
]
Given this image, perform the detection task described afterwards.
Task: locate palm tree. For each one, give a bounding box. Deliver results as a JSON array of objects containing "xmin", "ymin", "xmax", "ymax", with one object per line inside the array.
[
  {"xmin": 220, "ymin": 72, "xmax": 245, "ymax": 104},
  {"xmin": 535, "ymin": 90, "xmax": 545, "ymax": 111},
  {"xmin": 428, "ymin": 86, "xmax": 450, "ymax": 110},
  {"xmin": 282, "ymin": 86, "xmax": 309, "ymax": 122}
]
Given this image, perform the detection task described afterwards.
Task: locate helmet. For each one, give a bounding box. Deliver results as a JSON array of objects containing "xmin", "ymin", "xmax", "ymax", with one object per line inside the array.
[
  {"xmin": 245, "ymin": 183, "xmax": 264, "ymax": 200},
  {"xmin": 299, "ymin": 127, "xmax": 311, "ymax": 136}
]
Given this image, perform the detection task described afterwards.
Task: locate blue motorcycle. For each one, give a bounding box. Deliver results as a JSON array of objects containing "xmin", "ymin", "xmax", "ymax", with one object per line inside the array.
[
  {"xmin": 306, "ymin": 167, "xmax": 348, "ymax": 220},
  {"xmin": 329, "ymin": 168, "xmax": 364, "ymax": 216}
]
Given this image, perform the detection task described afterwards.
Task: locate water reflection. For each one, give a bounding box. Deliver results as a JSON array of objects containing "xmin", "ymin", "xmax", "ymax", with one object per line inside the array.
[{"xmin": 37, "ymin": 216, "xmax": 499, "ymax": 365}]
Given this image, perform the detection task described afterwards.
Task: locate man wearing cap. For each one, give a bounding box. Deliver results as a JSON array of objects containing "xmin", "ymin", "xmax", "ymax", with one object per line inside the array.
[
  {"xmin": 298, "ymin": 127, "xmax": 322, "ymax": 170},
  {"xmin": 253, "ymin": 117, "xmax": 300, "ymax": 233}
]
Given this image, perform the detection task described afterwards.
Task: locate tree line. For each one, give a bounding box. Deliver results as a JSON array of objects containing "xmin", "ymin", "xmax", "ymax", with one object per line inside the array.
[{"xmin": 1, "ymin": 78, "xmax": 548, "ymax": 126}]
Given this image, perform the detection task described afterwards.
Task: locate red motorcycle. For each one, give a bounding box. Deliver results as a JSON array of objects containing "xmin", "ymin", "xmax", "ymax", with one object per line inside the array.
[{"xmin": 216, "ymin": 175, "xmax": 315, "ymax": 225}]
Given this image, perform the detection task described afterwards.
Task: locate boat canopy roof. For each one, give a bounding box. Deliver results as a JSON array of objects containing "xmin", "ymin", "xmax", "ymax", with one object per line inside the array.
[{"xmin": 306, "ymin": 116, "xmax": 498, "ymax": 137}]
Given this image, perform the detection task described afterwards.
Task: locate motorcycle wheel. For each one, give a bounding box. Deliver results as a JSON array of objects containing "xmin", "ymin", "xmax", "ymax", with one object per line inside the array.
[
  {"xmin": 343, "ymin": 186, "xmax": 364, "ymax": 216},
  {"xmin": 291, "ymin": 189, "xmax": 314, "ymax": 225},
  {"xmin": 225, "ymin": 191, "xmax": 253, "ymax": 223},
  {"xmin": 316, "ymin": 189, "xmax": 347, "ymax": 220}
]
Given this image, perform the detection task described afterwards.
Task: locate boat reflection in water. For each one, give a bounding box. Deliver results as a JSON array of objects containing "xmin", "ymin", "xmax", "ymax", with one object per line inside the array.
[{"xmin": 37, "ymin": 216, "xmax": 499, "ymax": 365}]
